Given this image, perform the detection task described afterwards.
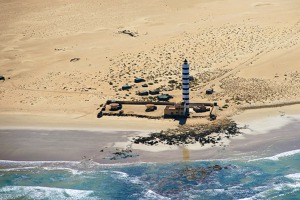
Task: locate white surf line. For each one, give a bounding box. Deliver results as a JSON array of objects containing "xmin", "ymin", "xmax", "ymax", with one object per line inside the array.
[{"xmin": 248, "ymin": 149, "xmax": 300, "ymax": 162}]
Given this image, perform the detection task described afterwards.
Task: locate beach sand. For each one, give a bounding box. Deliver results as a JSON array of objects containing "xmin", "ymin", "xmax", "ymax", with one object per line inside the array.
[
  {"xmin": 0, "ymin": 111, "xmax": 177, "ymax": 131},
  {"xmin": 1, "ymin": 0, "xmax": 300, "ymax": 163},
  {"xmin": 1, "ymin": 0, "xmax": 300, "ymax": 116},
  {"xmin": 0, "ymin": 104, "xmax": 299, "ymax": 164}
]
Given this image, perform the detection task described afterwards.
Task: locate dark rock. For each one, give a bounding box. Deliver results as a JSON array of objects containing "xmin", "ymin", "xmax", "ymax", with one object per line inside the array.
[
  {"xmin": 212, "ymin": 165, "xmax": 222, "ymax": 171},
  {"xmin": 131, "ymin": 119, "xmax": 242, "ymax": 147},
  {"xmin": 70, "ymin": 58, "xmax": 80, "ymax": 62},
  {"xmin": 206, "ymin": 89, "xmax": 214, "ymax": 94},
  {"xmin": 118, "ymin": 30, "xmax": 139, "ymax": 37},
  {"xmin": 97, "ymin": 111, "xmax": 103, "ymax": 118}
]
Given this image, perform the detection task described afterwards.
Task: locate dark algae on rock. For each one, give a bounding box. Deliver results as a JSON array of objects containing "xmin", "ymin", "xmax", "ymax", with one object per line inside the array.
[{"xmin": 133, "ymin": 119, "xmax": 243, "ymax": 146}]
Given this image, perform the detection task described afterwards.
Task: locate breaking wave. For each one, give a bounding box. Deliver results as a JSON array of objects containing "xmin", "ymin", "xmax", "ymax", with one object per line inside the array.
[
  {"xmin": 0, "ymin": 186, "xmax": 96, "ymax": 200},
  {"xmin": 248, "ymin": 149, "xmax": 300, "ymax": 162},
  {"xmin": 0, "ymin": 149, "xmax": 299, "ymax": 199}
]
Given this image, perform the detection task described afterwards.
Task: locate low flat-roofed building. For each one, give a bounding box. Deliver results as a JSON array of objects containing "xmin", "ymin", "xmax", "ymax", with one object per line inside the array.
[
  {"xmin": 134, "ymin": 78, "xmax": 145, "ymax": 83},
  {"xmin": 149, "ymin": 89, "xmax": 159, "ymax": 95},
  {"xmin": 206, "ymin": 89, "xmax": 214, "ymax": 94},
  {"xmin": 110, "ymin": 103, "xmax": 121, "ymax": 111},
  {"xmin": 164, "ymin": 101, "xmax": 186, "ymax": 117},
  {"xmin": 193, "ymin": 105, "xmax": 210, "ymax": 113},
  {"xmin": 122, "ymin": 85, "xmax": 132, "ymax": 90},
  {"xmin": 138, "ymin": 90, "xmax": 149, "ymax": 96},
  {"xmin": 145, "ymin": 104, "xmax": 157, "ymax": 112},
  {"xmin": 157, "ymin": 94, "xmax": 172, "ymax": 101}
]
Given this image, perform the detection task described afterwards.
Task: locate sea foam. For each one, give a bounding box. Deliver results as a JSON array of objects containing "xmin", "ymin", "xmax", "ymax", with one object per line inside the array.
[
  {"xmin": 285, "ymin": 173, "xmax": 300, "ymax": 181},
  {"xmin": 0, "ymin": 186, "xmax": 95, "ymax": 200},
  {"xmin": 142, "ymin": 189, "xmax": 170, "ymax": 200},
  {"xmin": 0, "ymin": 159, "xmax": 153, "ymax": 169},
  {"xmin": 238, "ymin": 182, "xmax": 300, "ymax": 200},
  {"xmin": 249, "ymin": 149, "xmax": 300, "ymax": 162}
]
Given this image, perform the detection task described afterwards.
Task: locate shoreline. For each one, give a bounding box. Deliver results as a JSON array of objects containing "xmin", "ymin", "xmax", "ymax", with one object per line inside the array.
[{"xmin": 0, "ymin": 104, "xmax": 300, "ymax": 164}]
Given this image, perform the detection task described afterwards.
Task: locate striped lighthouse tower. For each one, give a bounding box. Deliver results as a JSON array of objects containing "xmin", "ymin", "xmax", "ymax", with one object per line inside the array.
[{"xmin": 182, "ymin": 59, "xmax": 190, "ymax": 115}]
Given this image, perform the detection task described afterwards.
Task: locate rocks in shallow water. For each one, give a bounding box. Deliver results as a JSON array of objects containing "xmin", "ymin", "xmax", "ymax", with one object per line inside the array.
[
  {"xmin": 208, "ymin": 164, "xmax": 222, "ymax": 171},
  {"xmin": 149, "ymin": 164, "xmax": 232, "ymax": 196},
  {"xmin": 105, "ymin": 148, "xmax": 138, "ymax": 160}
]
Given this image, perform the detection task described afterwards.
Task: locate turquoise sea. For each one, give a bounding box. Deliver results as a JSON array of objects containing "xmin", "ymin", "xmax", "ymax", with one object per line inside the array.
[{"xmin": 0, "ymin": 149, "xmax": 299, "ymax": 200}]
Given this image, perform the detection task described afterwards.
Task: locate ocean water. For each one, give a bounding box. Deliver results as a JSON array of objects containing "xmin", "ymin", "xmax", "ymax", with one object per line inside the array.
[{"xmin": 0, "ymin": 150, "xmax": 299, "ymax": 200}]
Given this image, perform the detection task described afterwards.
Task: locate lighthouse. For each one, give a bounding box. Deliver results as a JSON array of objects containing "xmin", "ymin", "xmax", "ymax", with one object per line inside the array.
[{"xmin": 182, "ymin": 59, "xmax": 190, "ymax": 115}]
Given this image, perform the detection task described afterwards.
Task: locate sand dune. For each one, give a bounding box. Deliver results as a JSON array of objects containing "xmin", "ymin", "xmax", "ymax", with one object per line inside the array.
[{"xmin": 0, "ymin": 0, "xmax": 300, "ymax": 126}]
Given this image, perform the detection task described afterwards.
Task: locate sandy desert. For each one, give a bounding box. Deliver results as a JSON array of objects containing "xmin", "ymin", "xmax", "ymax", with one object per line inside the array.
[{"xmin": 0, "ymin": 0, "xmax": 300, "ymax": 129}]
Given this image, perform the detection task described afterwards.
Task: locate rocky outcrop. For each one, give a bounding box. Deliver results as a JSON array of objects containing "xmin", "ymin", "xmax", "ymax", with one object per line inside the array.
[
  {"xmin": 0, "ymin": 75, "xmax": 5, "ymax": 81},
  {"xmin": 70, "ymin": 58, "xmax": 80, "ymax": 62},
  {"xmin": 118, "ymin": 30, "xmax": 139, "ymax": 37},
  {"xmin": 133, "ymin": 119, "xmax": 242, "ymax": 146}
]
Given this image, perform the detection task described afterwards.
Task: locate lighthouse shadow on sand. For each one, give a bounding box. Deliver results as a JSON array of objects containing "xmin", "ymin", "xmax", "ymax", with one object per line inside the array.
[{"xmin": 174, "ymin": 116, "xmax": 188, "ymax": 125}]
